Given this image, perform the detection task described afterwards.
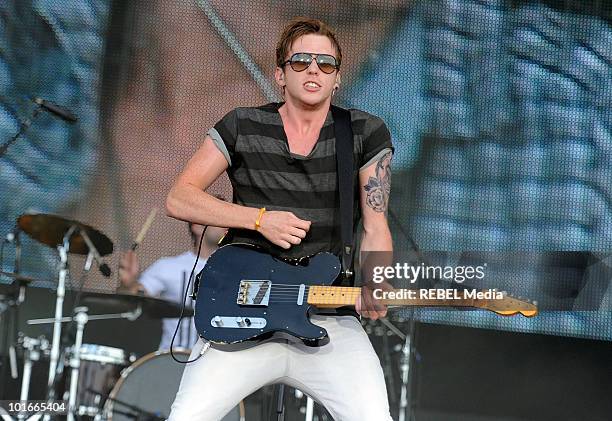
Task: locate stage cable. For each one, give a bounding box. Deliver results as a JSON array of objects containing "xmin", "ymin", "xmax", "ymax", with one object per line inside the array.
[{"xmin": 170, "ymin": 225, "xmax": 207, "ymax": 364}]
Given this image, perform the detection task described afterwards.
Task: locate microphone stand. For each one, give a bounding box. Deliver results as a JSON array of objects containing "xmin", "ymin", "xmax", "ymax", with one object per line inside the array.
[
  {"xmin": 0, "ymin": 104, "xmax": 43, "ymax": 157},
  {"xmin": 0, "ymin": 229, "xmax": 27, "ymax": 399},
  {"xmin": 386, "ymin": 209, "xmax": 425, "ymax": 421}
]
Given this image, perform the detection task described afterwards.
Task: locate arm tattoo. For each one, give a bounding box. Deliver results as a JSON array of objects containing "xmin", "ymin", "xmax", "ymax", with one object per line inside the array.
[{"xmin": 364, "ymin": 150, "xmax": 392, "ymax": 212}]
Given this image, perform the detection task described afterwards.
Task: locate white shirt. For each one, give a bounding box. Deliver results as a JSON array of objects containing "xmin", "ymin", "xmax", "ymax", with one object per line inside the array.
[{"xmin": 139, "ymin": 251, "xmax": 207, "ymax": 350}]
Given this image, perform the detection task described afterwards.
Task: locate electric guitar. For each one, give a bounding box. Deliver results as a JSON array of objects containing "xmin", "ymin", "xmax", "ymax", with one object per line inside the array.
[{"xmin": 193, "ymin": 244, "xmax": 538, "ymax": 350}]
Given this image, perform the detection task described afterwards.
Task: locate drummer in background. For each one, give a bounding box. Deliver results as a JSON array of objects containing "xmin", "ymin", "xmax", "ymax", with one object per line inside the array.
[{"xmin": 118, "ymin": 217, "xmax": 228, "ymax": 350}]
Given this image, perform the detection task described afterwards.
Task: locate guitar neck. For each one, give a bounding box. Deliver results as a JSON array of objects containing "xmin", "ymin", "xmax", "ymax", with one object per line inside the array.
[{"xmin": 307, "ymin": 286, "xmax": 474, "ymax": 309}]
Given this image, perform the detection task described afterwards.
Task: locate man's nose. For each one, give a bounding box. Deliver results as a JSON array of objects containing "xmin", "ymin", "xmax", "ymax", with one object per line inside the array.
[{"xmin": 306, "ymin": 59, "xmax": 319, "ymax": 73}]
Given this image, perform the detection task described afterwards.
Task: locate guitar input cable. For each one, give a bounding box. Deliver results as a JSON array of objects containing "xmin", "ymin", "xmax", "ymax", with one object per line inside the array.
[{"xmin": 170, "ymin": 225, "xmax": 211, "ymax": 363}]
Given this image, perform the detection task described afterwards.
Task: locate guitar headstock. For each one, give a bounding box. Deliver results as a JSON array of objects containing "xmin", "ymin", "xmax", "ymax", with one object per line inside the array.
[{"xmin": 474, "ymin": 291, "xmax": 538, "ymax": 317}]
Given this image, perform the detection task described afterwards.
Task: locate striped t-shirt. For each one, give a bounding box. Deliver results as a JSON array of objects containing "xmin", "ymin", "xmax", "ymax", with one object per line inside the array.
[{"xmin": 207, "ymin": 101, "xmax": 393, "ymax": 261}]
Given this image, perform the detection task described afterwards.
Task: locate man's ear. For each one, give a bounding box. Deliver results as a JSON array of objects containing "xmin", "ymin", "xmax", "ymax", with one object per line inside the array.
[
  {"xmin": 275, "ymin": 67, "xmax": 286, "ymax": 87},
  {"xmin": 335, "ymin": 72, "xmax": 341, "ymax": 89}
]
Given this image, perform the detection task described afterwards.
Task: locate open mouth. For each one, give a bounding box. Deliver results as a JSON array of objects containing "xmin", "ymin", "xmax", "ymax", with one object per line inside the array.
[{"xmin": 303, "ymin": 81, "xmax": 321, "ymax": 91}]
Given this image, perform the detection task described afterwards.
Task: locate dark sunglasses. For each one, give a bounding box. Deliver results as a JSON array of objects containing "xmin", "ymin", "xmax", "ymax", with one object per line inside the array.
[{"xmin": 282, "ymin": 52, "xmax": 339, "ymax": 74}]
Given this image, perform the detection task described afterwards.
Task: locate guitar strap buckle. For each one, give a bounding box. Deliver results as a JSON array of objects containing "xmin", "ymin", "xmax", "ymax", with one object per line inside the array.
[{"xmin": 341, "ymin": 245, "xmax": 354, "ymax": 280}]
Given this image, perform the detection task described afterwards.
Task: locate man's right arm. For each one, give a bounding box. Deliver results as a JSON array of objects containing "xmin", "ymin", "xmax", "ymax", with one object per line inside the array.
[{"xmin": 166, "ymin": 135, "xmax": 311, "ymax": 249}]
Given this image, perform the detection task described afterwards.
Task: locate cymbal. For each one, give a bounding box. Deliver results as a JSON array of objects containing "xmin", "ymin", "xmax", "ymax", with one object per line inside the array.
[
  {"xmin": 17, "ymin": 214, "xmax": 113, "ymax": 256},
  {"xmin": 81, "ymin": 292, "xmax": 193, "ymax": 319},
  {"xmin": 0, "ymin": 270, "xmax": 38, "ymax": 283}
]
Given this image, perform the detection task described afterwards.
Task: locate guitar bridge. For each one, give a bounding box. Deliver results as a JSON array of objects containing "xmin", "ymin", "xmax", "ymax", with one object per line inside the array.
[{"xmin": 236, "ymin": 280, "xmax": 271, "ymax": 306}]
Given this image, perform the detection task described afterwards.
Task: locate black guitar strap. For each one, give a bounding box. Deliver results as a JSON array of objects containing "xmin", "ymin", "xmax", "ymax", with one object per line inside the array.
[{"xmin": 330, "ymin": 105, "xmax": 355, "ymax": 282}]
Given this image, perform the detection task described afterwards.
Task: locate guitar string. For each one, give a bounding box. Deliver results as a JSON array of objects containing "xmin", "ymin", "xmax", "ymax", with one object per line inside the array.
[{"xmin": 244, "ymin": 285, "xmax": 361, "ymax": 303}]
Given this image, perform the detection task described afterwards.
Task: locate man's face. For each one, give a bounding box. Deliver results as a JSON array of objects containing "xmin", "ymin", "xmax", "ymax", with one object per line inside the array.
[{"xmin": 277, "ymin": 33, "xmax": 340, "ymax": 107}]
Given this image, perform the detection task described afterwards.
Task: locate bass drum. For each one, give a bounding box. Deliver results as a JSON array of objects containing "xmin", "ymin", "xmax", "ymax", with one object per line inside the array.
[{"xmin": 103, "ymin": 349, "xmax": 245, "ymax": 421}]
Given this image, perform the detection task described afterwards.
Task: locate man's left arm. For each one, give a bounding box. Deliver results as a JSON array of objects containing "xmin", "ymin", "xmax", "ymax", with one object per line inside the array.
[{"xmin": 356, "ymin": 149, "xmax": 394, "ymax": 320}]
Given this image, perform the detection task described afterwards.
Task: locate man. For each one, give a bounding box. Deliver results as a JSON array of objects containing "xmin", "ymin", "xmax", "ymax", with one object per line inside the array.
[
  {"xmin": 118, "ymin": 221, "xmax": 228, "ymax": 350},
  {"xmin": 165, "ymin": 17, "xmax": 394, "ymax": 420}
]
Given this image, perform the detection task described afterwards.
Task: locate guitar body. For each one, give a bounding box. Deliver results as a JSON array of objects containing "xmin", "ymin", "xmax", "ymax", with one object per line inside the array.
[{"xmin": 194, "ymin": 244, "xmax": 342, "ymax": 350}]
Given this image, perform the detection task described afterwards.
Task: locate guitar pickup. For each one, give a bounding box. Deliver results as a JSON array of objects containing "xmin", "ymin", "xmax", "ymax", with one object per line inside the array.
[{"xmin": 236, "ymin": 280, "xmax": 271, "ymax": 306}]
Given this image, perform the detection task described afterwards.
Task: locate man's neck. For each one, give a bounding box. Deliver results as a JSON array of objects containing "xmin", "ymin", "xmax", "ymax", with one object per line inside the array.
[{"xmin": 280, "ymin": 97, "xmax": 331, "ymax": 134}]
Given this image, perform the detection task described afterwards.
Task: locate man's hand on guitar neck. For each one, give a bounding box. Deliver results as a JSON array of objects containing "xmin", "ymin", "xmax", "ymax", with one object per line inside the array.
[{"xmin": 356, "ymin": 281, "xmax": 393, "ymax": 320}]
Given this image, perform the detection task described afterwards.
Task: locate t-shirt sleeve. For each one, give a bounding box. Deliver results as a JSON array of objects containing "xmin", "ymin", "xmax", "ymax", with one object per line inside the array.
[
  {"xmin": 360, "ymin": 115, "xmax": 394, "ymax": 170},
  {"xmin": 138, "ymin": 261, "xmax": 166, "ymax": 297},
  {"xmin": 206, "ymin": 108, "xmax": 239, "ymax": 167}
]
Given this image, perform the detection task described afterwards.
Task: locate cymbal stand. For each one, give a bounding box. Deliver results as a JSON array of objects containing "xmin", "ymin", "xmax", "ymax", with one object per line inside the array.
[
  {"xmin": 66, "ymin": 306, "xmax": 88, "ymax": 421},
  {"xmin": 1, "ymin": 229, "xmax": 26, "ymax": 395},
  {"xmin": 294, "ymin": 388, "xmax": 315, "ymax": 421},
  {"xmin": 274, "ymin": 383, "xmax": 285, "ymax": 421},
  {"xmin": 46, "ymin": 225, "xmax": 76, "ymax": 396},
  {"xmin": 305, "ymin": 396, "xmax": 314, "ymax": 421},
  {"xmin": 17, "ymin": 336, "xmax": 49, "ymax": 420}
]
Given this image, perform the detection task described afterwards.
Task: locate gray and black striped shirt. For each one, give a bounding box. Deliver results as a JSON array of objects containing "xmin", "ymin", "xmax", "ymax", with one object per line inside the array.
[{"xmin": 208, "ymin": 101, "xmax": 393, "ymax": 260}]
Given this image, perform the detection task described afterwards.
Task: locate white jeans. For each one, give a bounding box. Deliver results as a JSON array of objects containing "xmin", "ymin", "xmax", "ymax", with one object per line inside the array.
[{"xmin": 168, "ymin": 315, "xmax": 393, "ymax": 421}]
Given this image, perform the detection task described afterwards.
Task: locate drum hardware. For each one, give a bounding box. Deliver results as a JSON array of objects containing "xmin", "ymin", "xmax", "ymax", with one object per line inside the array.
[
  {"xmin": 1, "ymin": 292, "xmax": 20, "ymax": 383},
  {"xmin": 27, "ymin": 305, "xmax": 141, "ymax": 420},
  {"xmin": 1, "ymin": 227, "xmax": 31, "ymax": 391},
  {"xmin": 27, "ymin": 305, "xmax": 91, "ymax": 421},
  {"xmin": 80, "ymin": 292, "xmax": 193, "ymax": 319},
  {"xmin": 362, "ymin": 315, "xmax": 417, "ymax": 421},
  {"xmin": 292, "ymin": 389, "xmax": 317, "ymax": 421},
  {"xmin": 15, "ymin": 214, "xmax": 113, "ymax": 411},
  {"xmin": 66, "ymin": 307, "xmax": 88, "ymax": 421},
  {"xmin": 304, "ymin": 396, "xmax": 314, "ymax": 421},
  {"xmin": 379, "ymin": 317, "xmax": 417, "ymax": 421},
  {"xmin": 28, "ymin": 305, "xmax": 141, "ymax": 417},
  {"xmin": 28, "ymin": 306, "xmax": 143, "ymax": 326},
  {"xmin": 16, "ymin": 335, "xmax": 50, "ymax": 420},
  {"xmin": 61, "ymin": 344, "xmax": 130, "ymax": 420},
  {"xmin": 47, "ymin": 224, "xmax": 77, "ymax": 408},
  {"xmin": 90, "ymin": 389, "xmax": 165, "ymax": 421},
  {"xmin": 0, "ymin": 271, "xmax": 39, "ymax": 285},
  {"xmin": 5, "ymin": 213, "xmax": 207, "ymax": 420},
  {"xmin": 0, "ymin": 268, "xmax": 35, "ymax": 377},
  {"xmin": 272, "ymin": 383, "xmax": 286, "ymax": 421}
]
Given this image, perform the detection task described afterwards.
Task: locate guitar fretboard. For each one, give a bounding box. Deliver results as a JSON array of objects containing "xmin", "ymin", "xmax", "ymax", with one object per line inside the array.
[{"xmin": 306, "ymin": 285, "xmax": 537, "ymax": 317}]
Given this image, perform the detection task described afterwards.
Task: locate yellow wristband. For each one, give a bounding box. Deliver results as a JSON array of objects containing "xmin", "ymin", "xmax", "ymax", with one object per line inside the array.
[{"xmin": 255, "ymin": 207, "xmax": 266, "ymax": 231}]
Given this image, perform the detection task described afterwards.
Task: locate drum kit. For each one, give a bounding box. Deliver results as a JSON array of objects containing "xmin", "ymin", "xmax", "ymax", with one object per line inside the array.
[{"xmin": 0, "ymin": 213, "xmax": 233, "ymax": 421}]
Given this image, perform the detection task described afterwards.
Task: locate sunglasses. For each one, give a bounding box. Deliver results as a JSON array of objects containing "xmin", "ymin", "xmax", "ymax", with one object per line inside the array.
[{"xmin": 282, "ymin": 52, "xmax": 339, "ymax": 74}]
